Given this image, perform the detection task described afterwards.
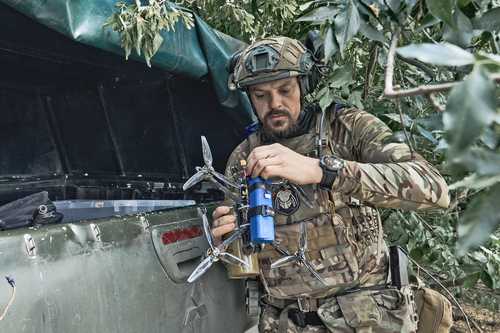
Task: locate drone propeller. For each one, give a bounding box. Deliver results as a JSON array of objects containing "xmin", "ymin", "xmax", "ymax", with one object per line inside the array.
[
  {"xmin": 270, "ymin": 223, "xmax": 327, "ymax": 286},
  {"xmin": 187, "ymin": 255, "xmax": 215, "ymax": 283},
  {"xmin": 182, "ymin": 136, "xmax": 239, "ymax": 198},
  {"xmin": 201, "ymin": 136, "xmax": 213, "ymax": 169},
  {"xmin": 212, "ymin": 170, "xmax": 239, "ymax": 190},
  {"xmin": 270, "ymin": 254, "xmax": 296, "ymax": 268},
  {"xmin": 182, "ymin": 171, "xmax": 207, "ymax": 191},
  {"xmin": 200, "ymin": 207, "xmax": 215, "ymax": 250},
  {"xmin": 187, "ymin": 208, "xmax": 249, "ymax": 283}
]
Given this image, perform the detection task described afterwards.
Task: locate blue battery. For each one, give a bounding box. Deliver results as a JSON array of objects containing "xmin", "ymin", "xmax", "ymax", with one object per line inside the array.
[{"xmin": 247, "ymin": 177, "xmax": 275, "ymax": 244}]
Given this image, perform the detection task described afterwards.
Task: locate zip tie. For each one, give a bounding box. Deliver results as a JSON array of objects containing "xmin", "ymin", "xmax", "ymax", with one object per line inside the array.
[{"xmin": 0, "ymin": 276, "xmax": 16, "ymax": 321}]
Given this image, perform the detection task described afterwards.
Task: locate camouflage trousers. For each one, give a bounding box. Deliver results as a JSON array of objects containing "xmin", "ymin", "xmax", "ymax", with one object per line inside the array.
[{"xmin": 258, "ymin": 287, "xmax": 417, "ymax": 333}]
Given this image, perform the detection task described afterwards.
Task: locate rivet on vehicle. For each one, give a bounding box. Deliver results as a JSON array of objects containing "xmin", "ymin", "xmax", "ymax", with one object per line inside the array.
[{"xmin": 24, "ymin": 234, "xmax": 36, "ymax": 257}]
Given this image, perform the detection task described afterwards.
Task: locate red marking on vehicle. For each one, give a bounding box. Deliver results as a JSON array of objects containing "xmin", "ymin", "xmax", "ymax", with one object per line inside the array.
[{"xmin": 161, "ymin": 226, "xmax": 202, "ymax": 245}]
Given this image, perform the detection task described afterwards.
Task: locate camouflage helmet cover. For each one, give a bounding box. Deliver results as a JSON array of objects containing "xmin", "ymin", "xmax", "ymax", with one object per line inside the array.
[{"xmin": 228, "ymin": 36, "xmax": 314, "ymax": 91}]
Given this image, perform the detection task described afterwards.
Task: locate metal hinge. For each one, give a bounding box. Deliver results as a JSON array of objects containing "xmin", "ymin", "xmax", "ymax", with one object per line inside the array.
[
  {"xmin": 139, "ymin": 215, "xmax": 150, "ymax": 230},
  {"xmin": 90, "ymin": 223, "xmax": 101, "ymax": 242},
  {"xmin": 24, "ymin": 234, "xmax": 36, "ymax": 257}
]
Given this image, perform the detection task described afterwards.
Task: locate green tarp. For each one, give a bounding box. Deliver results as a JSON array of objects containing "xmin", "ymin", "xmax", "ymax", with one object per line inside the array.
[{"xmin": 1, "ymin": 0, "xmax": 254, "ymax": 126}]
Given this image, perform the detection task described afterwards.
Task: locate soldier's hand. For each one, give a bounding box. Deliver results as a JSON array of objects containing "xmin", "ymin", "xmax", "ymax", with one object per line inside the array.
[
  {"xmin": 211, "ymin": 206, "xmax": 236, "ymax": 243},
  {"xmin": 246, "ymin": 143, "xmax": 323, "ymax": 185}
]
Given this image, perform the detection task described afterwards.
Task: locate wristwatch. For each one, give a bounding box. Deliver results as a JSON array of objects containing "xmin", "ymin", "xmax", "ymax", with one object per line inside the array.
[{"xmin": 319, "ymin": 155, "xmax": 344, "ymax": 189}]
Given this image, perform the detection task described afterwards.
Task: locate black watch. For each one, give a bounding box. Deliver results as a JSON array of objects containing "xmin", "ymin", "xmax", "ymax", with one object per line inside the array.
[{"xmin": 319, "ymin": 155, "xmax": 344, "ymax": 189}]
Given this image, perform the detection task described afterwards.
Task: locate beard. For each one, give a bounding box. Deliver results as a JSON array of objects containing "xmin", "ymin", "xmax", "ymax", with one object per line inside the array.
[{"xmin": 261, "ymin": 109, "xmax": 301, "ymax": 142}]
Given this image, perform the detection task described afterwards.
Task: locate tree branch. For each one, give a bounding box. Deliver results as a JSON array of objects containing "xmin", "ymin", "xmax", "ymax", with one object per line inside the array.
[
  {"xmin": 384, "ymin": 30, "xmax": 500, "ymax": 99},
  {"xmin": 396, "ymin": 54, "xmax": 435, "ymax": 79},
  {"xmin": 363, "ymin": 43, "xmax": 379, "ymax": 100}
]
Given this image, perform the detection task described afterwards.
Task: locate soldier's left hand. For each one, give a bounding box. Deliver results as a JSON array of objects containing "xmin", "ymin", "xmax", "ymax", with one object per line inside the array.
[{"xmin": 246, "ymin": 143, "xmax": 322, "ymax": 185}]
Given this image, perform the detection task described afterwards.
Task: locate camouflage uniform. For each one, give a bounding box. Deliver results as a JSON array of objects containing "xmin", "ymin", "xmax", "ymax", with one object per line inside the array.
[{"xmin": 224, "ymin": 105, "xmax": 449, "ymax": 333}]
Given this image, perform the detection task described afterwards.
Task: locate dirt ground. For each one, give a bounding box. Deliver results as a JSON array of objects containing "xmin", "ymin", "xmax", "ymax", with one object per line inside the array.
[{"xmin": 452, "ymin": 304, "xmax": 500, "ymax": 333}]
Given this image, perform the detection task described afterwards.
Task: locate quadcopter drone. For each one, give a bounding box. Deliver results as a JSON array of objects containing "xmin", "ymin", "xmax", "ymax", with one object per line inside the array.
[{"xmin": 183, "ymin": 136, "xmax": 325, "ymax": 285}]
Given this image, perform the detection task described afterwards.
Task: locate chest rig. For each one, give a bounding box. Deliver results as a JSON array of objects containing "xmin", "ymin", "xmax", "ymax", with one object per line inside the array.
[{"xmin": 245, "ymin": 106, "xmax": 384, "ymax": 299}]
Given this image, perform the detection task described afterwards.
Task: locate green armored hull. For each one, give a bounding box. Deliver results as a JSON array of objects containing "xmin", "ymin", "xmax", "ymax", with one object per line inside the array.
[{"xmin": 0, "ymin": 2, "xmax": 252, "ymax": 332}]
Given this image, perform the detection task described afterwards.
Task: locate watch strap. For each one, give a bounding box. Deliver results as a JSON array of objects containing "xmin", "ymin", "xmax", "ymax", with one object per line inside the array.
[{"xmin": 319, "ymin": 168, "xmax": 337, "ymax": 189}]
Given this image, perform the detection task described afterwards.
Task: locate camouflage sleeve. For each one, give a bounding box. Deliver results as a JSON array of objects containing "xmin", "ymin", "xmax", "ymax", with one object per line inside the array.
[
  {"xmin": 330, "ymin": 108, "xmax": 450, "ymax": 210},
  {"xmin": 224, "ymin": 140, "xmax": 250, "ymax": 178}
]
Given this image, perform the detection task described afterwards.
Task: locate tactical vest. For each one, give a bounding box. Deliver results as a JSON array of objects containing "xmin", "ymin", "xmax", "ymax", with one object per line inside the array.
[{"xmin": 247, "ymin": 106, "xmax": 386, "ymax": 299}]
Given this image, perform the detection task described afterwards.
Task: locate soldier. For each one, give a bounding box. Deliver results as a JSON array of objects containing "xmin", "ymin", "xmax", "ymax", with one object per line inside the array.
[{"xmin": 212, "ymin": 36, "xmax": 450, "ymax": 332}]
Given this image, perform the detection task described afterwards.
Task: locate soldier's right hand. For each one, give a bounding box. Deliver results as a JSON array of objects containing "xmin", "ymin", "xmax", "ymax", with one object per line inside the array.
[{"xmin": 211, "ymin": 206, "xmax": 236, "ymax": 243}]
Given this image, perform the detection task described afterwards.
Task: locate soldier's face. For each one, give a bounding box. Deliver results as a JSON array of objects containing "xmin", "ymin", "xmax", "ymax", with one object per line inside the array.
[{"xmin": 248, "ymin": 77, "xmax": 301, "ymax": 137}]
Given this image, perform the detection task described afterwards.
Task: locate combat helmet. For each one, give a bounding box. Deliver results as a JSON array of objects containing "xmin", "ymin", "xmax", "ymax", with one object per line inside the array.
[{"xmin": 228, "ymin": 36, "xmax": 319, "ymax": 96}]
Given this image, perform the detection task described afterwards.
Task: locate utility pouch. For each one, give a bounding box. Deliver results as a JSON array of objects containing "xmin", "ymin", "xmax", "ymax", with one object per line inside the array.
[
  {"xmin": 337, "ymin": 292, "xmax": 381, "ymax": 328},
  {"xmin": 317, "ymin": 288, "xmax": 417, "ymax": 333},
  {"xmin": 317, "ymin": 291, "xmax": 381, "ymax": 332},
  {"xmin": 414, "ymin": 287, "xmax": 452, "ymax": 333},
  {"xmin": 0, "ymin": 191, "xmax": 62, "ymax": 230},
  {"xmin": 389, "ymin": 245, "xmax": 409, "ymax": 288},
  {"xmin": 32, "ymin": 201, "xmax": 63, "ymax": 225}
]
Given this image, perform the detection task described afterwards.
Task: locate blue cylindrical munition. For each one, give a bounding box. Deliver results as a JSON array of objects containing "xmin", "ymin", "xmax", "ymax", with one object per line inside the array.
[{"xmin": 247, "ymin": 177, "xmax": 275, "ymax": 243}]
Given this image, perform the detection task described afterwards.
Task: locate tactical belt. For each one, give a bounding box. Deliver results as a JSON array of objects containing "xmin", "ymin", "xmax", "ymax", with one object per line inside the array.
[
  {"xmin": 266, "ymin": 284, "xmax": 399, "ymax": 311},
  {"xmin": 265, "ymin": 284, "xmax": 402, "ymax": 331},
  {"xmin": 264, "ymin": 295, "xmax": 330, "ymax": 312}
]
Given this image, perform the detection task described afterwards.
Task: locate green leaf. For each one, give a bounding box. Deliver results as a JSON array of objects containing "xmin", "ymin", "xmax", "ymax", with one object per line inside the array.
[
  {"xmin": 348, "ymin": 90, "xmax": 363, "ymax": 109},
  {"xmin": 385, "ymin": 0, "xmax": 402, "ymax": 14},
  {"xmin": 329, "ymin": 64, "xmax": 354, "ymax": 88},
  {"xmin": 397, "ymin": 42, "xmax": 474, "ymax": 66},
  {"xmin": 443, "ymin": 9, "xmax": 473, "ymax": 48},
  {"xmin": 426, "ymin": 0, "xmax": 457, "ymax": 28},
  {"xmin": 334, "ymin": 0, "xmax": 361, "ymax": 55},
  {"xmin": 481, "ymin": 131, "xmax": 498, "ymax": 153},
  {"xmin": 319, "ymin": 89, "xmax": 335, "ymax": 111},
  {"xmin": 457, "ymin": 183, "xmax": 500, "ymax": 254},
  {"xmin": 416, "ymin": 125, "xmax": 438, "ymax": 144},
  {"xmin": 443, "ymin": 66, "xmax": 497, "ymax": 154},
  {"xmin": 476, "ymin": 52, "xmax": 500, "ymax": 65},
  {"xmin": 472, "ymin": 7, "xmax": 500, "ymax": 32},
  {"xmin": 324, "ymin": 25, "xmax": 339, "ymax": 61},
  {"xmin": 463, "ymin": 272, "xmax": 480, "ymax": 288},
  {"xmin": 152, "ymin": 33, "xmax": 163, "ymax": 55},
  {"xmin": 416, "ymin": 12, "xmax": 441, "ymax": 32},
  {"xmin": 480, "ymin": 270, "xmax": 494, "ymax": 289},
  {"xmin": 449, "ymin": 173, "xmax": 500, "ymax": 190},
  {"xmin": 383, "ymin": 113, "xmax": 413, "ymax": 127},
  {"xmin": 451, "ymin": 148, "xmax": 500, "ymax": 176},
  {"xmin": 135, "ymin": 17, "xmax": 144, "ymax": 55},
  {"xmin": 457, "ymin": 0, "xmax": 473, "ymax": 7},
  {"xmin": 299, "ymin": 1, "xmax": 315, "ymax": 11},
  {"xmin": 359, "ymin": 19, "xmax": 385, "ymax": 43},
  {"xmin": 296, "ymin": 6, "xmax": 337, "ymax": 22},
  {"xmin": 486, "ymin": 261, "xmax": 498, "ymax": 289},
  {"xmin": 470, "ymin": 251, "xmax": 488, "ymax": 263}
]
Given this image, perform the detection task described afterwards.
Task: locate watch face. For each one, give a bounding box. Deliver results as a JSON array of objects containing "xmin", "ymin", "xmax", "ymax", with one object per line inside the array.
[{"xmin": 323, "ymin": 156, "xmax": 344, "ymax": 171}]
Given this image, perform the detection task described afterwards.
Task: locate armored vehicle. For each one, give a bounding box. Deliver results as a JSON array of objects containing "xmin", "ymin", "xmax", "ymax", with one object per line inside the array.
[{"xmin": 0, "ymin": 1, "xmax": 254, "ymax": 332}]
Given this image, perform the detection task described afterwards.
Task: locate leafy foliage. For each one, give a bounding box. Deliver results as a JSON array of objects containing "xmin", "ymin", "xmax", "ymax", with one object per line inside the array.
[
  {"xmin": 104, "ymin": 0, "xmax": 194, "ymax": 66},
  {"xmin": 107, "ymin": 0, "xmax": 500, "ymax": 306}
]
